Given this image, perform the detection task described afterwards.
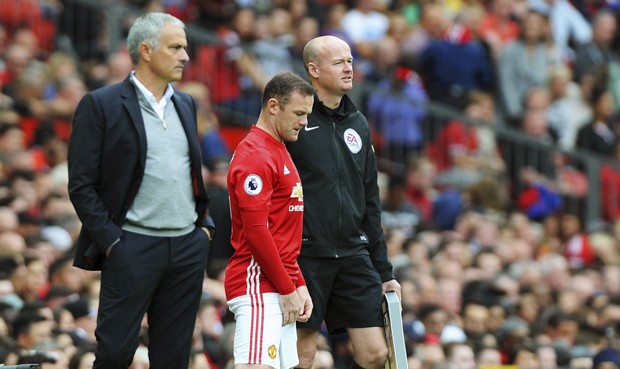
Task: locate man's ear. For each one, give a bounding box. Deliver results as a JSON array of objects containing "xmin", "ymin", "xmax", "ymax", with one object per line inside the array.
[
  {"xmin": 308, "ymin": 62, "xmax": 319, "ymax": 79},
  {"xmin": 139, "ymin": 42, "xmax": 151, "ymax": 62},
  {"xmin": 267, "ymin": 97, "xmax": 280, "ymax": 115}
]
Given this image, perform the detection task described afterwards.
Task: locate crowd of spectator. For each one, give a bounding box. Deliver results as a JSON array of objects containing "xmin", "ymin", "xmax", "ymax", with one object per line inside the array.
[{"xmin": 1, "ymin": 0, "xmax": 620, "ymax": 368}]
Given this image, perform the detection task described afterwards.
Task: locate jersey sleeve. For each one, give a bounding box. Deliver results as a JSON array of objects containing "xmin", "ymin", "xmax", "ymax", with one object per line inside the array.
[
  {"xmin": 240, "ymin": 208, "xmax": 296, "ymax": 295},
  {"xmin": 295, "ymin": 263, "xmax": 306, "ymax": 287},
  {"xmin": 231, "ymin": 149, "xmax": 276, "ymax": 212},
  {"xmin": 230, "ymin": 148, "xmax": 296, "ymax": 294}
]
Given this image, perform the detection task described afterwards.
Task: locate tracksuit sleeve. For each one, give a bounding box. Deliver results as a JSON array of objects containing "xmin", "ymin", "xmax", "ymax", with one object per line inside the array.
[{"xmin": 362, "ymin": 134, "xmax": 395, "ymax": 283}]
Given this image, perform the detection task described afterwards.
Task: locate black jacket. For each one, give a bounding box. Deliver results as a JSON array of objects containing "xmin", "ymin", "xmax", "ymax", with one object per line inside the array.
[
  {"xmin": 68, "ymin": 77, "xmax": 212, "ymax": 271},
  {"xmin": 286, "ymin": 95, "xmax": 394, "ymax": 282},
  {"xmin": 575, "ymin": 121, "xmax": 618, "ymax": 157}
]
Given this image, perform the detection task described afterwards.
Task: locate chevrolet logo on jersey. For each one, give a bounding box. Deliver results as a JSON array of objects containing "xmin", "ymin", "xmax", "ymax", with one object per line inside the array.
[{"xmin": 290, "ymin": 182, "xmax": 303, "ymax": 201}]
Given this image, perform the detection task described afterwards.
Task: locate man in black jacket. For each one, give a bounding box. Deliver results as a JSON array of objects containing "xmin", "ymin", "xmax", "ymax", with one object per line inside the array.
[
  {"xmin": 286, "ymin": 35, "xmax": 401, "ymax": 369},
  {"xmin": 68, "ymin": 12, "xmax": 212, "ymax": 369}
]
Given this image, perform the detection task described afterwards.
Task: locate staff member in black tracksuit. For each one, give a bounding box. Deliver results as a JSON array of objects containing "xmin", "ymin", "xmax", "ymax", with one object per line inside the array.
[{"xmin": 286, "ymin": 35, "xmax": 401, "ymax": 369}]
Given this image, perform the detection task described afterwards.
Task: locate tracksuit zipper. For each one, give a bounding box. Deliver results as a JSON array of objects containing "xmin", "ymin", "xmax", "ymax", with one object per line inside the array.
[{"xmin": 332, "ymin": 120, "xmax": 341, "ymax": 258}]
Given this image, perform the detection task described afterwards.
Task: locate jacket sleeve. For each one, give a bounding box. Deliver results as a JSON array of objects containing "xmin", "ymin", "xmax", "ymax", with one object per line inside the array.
[
  {"xmin": 181, "ymin": 91, "xmax": 213, "ymax": 232},
  {"xmin": 68, "ymin": 93, "xmax": 123, "ymax": 254},
  {"xmin": 200, "ymin": 215, "xmax": 216, "ymax": 236},
  {"xmin": 361, "ymin": 119, "xmax": 395, "ymax": 282}
]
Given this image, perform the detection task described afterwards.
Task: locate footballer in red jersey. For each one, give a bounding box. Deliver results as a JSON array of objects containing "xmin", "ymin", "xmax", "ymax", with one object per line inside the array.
[{"xmin": 225, "ymin": 72, "xmax": 314, "ymax": 369}]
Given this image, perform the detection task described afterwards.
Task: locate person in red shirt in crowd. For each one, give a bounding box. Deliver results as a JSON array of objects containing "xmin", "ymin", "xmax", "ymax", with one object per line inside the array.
[
  {"xmin": 560, "ymin": 210, "xmax": 597, "ymax": 269},
  {"xmin": 478, "ymin": 0, "xmax": 521, "ymax": 59},
  {"xmin": 405, "ymin": 155, "xmax": 438, "ymax": 224},
  {"xmin": 426, "ymin": 91, "xmax": 505, "ymax": 190},
  {"xmin": 0, "ymin": 0, "xmax": 57, "ymax": 54},
  {"xmin": 187, "ymin": 8, "xmax": 265, "ymax": 125},
  {"xmin": 225, "ymin": 72, "xmax": 314, "ymax": 369}
]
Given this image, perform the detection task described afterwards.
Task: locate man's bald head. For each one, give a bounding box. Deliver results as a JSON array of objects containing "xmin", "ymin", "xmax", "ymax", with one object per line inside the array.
[
  {"xmin": 302, "ymin": 35, "xmax": 353, "ymax": 107},
  {"xmin": 302, "ymin": 36, "xmax": 349, "ymax": 73}
]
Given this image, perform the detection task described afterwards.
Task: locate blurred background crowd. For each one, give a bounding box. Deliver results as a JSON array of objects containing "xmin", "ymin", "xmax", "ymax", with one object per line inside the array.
[{"xmin": 1, "ymin": 0, "xmax": 620, "ymax": 368}]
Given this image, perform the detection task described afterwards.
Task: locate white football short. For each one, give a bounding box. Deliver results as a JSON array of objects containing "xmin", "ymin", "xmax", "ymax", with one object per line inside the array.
[{"xmin": 228, "ymin": 293, "xmax": 298, "ymax": 369}]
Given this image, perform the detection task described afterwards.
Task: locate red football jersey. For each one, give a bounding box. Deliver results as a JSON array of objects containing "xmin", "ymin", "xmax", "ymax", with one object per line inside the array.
[{"xmin": 225, "ymin": 126, "xmax": 305, "ymax": 300}]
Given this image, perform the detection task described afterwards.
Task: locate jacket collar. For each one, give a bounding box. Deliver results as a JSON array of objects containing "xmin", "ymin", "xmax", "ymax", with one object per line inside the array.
[{"xmin": 314, "ymin": 93, "xmax": 357, "ymax": 118}]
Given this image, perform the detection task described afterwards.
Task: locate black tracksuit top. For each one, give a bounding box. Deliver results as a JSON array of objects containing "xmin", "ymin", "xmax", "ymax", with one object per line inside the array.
[{"xmin": 286, "ymin": 94, "xmax": 394, "ymax": 282}]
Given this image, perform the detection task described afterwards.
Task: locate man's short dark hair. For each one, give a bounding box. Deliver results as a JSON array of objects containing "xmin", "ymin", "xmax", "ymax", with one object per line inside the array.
[
  {"xmin": 11, "ymin": 312, "xmax": 47, "ymax": 340},
  {"xmin": 261, "ymin": 72, "xmax": 315, "ymax": 108}
]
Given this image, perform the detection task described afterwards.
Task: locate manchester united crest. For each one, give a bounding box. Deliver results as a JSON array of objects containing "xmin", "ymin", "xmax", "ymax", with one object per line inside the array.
[{"xmin": 267, "ymin": 344, "xmax": 277, "ymax": 359}]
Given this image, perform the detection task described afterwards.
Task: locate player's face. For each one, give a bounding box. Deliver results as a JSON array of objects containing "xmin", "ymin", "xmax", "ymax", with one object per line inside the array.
[
  {"xmin": 274, "ymin": 92, "xmax": 313, "ymax": 142},
  {"xmin": 316, "ymin": 40, "xmax": 353, "ymax": 95},
  {"xmin": 148, "ymin": 24, "xmax": 189, "ymax": 83}
]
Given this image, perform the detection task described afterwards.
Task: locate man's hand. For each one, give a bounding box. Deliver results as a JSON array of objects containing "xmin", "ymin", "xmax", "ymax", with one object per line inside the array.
[
  {"xmin": 296, "ymin": 286, "xmax": 313, "ymax": 322},
  {"xmin": 201, "ymin": 227, "xmax": 213, "ymax": 240},
  {"xmin": 280, "ymin": 290, "xmax": 303, "ymax": 326},
  {"xmin": 105, "ymin": 238, "xmax": 121, "ymax": 257},
  {"xmin": 382, "ymin": 279, "xmax": 402, "ymax": 302}
]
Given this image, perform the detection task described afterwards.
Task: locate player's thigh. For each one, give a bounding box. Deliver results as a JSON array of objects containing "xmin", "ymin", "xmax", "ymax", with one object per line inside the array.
[
  {"xmin": 229, "ymin": 293, "xmax": 298, "ymax": 369},
  {"xmin": 297, "ymin": 257, "xmax": 339, "ymax": 330}
]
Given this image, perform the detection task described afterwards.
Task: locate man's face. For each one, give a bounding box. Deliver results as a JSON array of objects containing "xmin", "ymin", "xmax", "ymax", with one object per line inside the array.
[
  {"xmin": 148, "ymin": 24, "xmax": 189, "ymax": 83},
  {"xmin": 552, "ymin": 320, "xmax": 579, "ymax": 345},
  {"xmin": 26, "ymin": 320, "xmax": 53, "ymax": 349},
  {"xmin": 463, "ymin": 304, "xmax": 489, "ymax": 335},
  {"xmin": 313, "ymin": 41, "xmax": 353, "ymax": 95},
  {"xmin": 423, "ymin": 310, "xmax": 447, "ymax": 336},
  {"xmin": 523, "ymin": 12, "xmax": 546, "ymax": 41},
  {"xmin": 273, "ymin": 92, "xmax": 314, "ymax": 142},
  {"xmin": 450, "ymin": 345, "xmax": 476, "ymax": 369}
]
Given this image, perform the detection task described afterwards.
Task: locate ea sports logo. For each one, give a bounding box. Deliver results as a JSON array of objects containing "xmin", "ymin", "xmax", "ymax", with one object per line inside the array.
[{"xmin": 344, "ymin": 128, "xmax": 362, "ymax": 154}]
